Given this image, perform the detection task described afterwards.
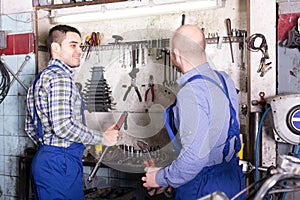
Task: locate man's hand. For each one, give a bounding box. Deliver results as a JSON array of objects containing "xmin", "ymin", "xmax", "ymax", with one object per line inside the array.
[
  {"xmin": 102, "ymin": 124, "xmax": 121, "ymax": 146},
  {"xmin": 142, "ymin": 167, "xmax": 161, "ymax": 188}
]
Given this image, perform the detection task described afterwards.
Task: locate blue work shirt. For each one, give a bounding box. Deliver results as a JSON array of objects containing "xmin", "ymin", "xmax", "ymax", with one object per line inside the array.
[{"xmin": 156, "ymin": 62, "xmax": 240, "ymax": 188}]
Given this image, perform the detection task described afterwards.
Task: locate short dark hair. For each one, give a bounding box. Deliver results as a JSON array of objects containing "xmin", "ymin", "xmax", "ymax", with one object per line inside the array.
[{"xmin": 47, "ymin": 25, "xmax": 81, "ymax": 55}]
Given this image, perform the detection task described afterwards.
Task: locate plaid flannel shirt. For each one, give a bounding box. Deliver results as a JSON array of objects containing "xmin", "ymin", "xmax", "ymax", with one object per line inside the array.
[{"xmin": 25, "ymin": 58, "xmax": 103, "ymax": 147}]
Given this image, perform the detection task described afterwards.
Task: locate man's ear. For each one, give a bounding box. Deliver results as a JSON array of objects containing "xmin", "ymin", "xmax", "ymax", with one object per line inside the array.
[
  {"xmin": 51, "ymin": 42, "xmax": 60, "ymax": 56},
  {"xmin": 173, "ymin": 48, "xmax": 181, "ymax": 64}
]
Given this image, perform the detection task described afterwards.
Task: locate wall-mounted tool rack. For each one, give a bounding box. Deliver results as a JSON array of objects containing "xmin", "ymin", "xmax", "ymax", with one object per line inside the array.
[
  {"xmin": 38, "ymin": 36, "xmax": 244, "ymax": 52},
  {"xmin": 77, "ymin": 36, "xmax": 245, "ymax": 52}
]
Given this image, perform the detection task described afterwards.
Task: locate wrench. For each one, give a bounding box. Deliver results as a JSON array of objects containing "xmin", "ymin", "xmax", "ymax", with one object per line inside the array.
[
  {"xmin": 10, "ymin": 55, "xmax": 31, "ymax": 88},
  {"xmin": 162, "ymin": 50, "xmax": 168, "ymax": 86},
  {"xmin": 1, "ymin": 57, "xmax": 28, "ymax": 91},
  {"xmin": 168, "ymin": 51, "xmax": 172, "ymax": 86}
]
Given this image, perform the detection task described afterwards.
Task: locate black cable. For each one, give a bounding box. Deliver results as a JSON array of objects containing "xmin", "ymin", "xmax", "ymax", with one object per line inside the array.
[
  {"xmin": 0, "ymin": 61, "xmax": 10, "ymax": 104},
  {"xmin": 246, "ymin": 33, "xmax": 269, "ymax": 59}
]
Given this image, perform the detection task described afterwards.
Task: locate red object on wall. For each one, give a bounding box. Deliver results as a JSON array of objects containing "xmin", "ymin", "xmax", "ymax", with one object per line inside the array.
[
  {"xmin": 1, "ymin": 33, "xmax": 35, "ymax": 55},
  {"xmin": 278, "ymin": 13, "xmax": 300, "ymax": 42}
]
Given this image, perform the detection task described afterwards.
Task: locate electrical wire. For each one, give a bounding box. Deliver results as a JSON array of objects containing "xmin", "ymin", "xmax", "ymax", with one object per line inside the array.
[
  {"xmin": 246, "ymin": 33, "xmax": 269, "ymax": 58},
  {"xmin": 0, "ymin": 61, "xmax": 10, "ymax": 104},
  {"xmin": 255, "ymin": 106, "xmax": 272, "ymax": 183}
]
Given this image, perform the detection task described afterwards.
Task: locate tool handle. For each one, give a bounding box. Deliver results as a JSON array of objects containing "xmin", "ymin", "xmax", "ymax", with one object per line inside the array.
[
  {"xmin": 226, "ymin": 18, "xmax": 232, "ymax": 36},
  {"xmin": 96, "ymin": 32, "xmax": 101, "ymax": 45},
  {"xmin": 114, "ymin": 111, "xmax": 128, "ymax": 130},
  {"xmin": 87, "ymin": 146, "xmax": 109, "ymax": 182},
  {"xmin": 135, "ymin": 87, "xmax": 142, "ymax": 102},
  {"xmin": 123, "ymin": 86, "xmax": 131, "ymax": 101},
  {"xmin": 181, "ymin": 14, "xmax": 185, "ymax": 26}
]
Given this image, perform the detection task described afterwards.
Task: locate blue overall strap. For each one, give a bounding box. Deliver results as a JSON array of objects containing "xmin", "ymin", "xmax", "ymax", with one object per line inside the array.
[
  {"xmin": 187, "ymin": 72, "xmax": 241, "ymax": 158},
  {"xmin": 32, "ymin": 70, "xmax": 46, "ymax": 144},
  {"xmin": 215, "ymin": 72, "xmax": 241, "ymax": 157},
  {"xmin": 163, "ymin": 100, "xmax": 181, "ymax": 153}
]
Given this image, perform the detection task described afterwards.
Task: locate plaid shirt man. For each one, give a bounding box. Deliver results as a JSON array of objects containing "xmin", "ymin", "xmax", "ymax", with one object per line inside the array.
[{"xmin": 25, "ymin": 58, "xmax": 102, "ymax": 147}]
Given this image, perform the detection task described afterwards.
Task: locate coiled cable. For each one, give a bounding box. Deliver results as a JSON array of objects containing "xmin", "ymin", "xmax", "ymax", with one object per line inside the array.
[
  {"xmin": 247, "ymin": 33, "xmax": 269, "ymax": 59},
  {"xmin": 0, "ymin": 61, "xmax": 10, "ymax": 104}
]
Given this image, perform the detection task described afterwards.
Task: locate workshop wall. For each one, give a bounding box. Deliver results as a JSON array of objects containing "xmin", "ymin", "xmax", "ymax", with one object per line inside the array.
[
  {"xmin": 0, "ymin": 0, "xmax": 278, "ymax": 199},
  {"xmin": 0, "ymin": 7, "xmax": 36, "ymax": 199},
  {"xmin": 1, "ymin": 0, "xmax": 248, "ymax": 199}
]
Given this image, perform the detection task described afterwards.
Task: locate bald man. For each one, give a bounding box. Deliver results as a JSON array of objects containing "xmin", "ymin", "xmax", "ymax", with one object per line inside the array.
[{"xmin": 142, "ymin": 24, "xmax": 245, "ymax": 200}]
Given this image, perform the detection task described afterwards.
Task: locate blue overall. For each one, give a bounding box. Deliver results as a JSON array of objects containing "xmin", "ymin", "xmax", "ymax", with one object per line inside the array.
[
  {"xmin": 30, "ymin": 65, "xmax": 85, "ymax": 200},
  {"xmin": 163, "ymin": 72, "xmax": 245, "ymax": 200}
]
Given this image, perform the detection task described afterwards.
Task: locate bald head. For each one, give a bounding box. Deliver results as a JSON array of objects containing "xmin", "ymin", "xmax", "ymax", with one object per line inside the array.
[{"xmin": 170, "ymin": 24, "xmax": 207, "ymax": 73}]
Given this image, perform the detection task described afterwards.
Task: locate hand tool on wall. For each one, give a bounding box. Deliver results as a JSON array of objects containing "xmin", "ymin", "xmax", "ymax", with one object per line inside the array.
[
  {"xmin": 148, "ymin": 40, "xmax": 152, "ymax": 56},
  {"xmin": 181, "ymin": 14, "xmax": 185, "ymax": 26},
  {"xmin": 225, "ymin": 18, "xmax": 234, "ymax": 63},
  {"xmin": 123, "ymin": 46, "xmax": 142, "ymax": 102},
  {"xmin": 9, "ymin": 55, "xmax": 31, "ymax": 88},
  {"xmin": 141, "ymin": 44, "xmax": 146, "ymax": 65},
  {"xmin": 162, "ymin": 50, "xmax": 168, "ymax": 86},
  {"xmin": 0, "ymin": 57, "xmax": 28, "ymax": 91},
  {"xmin": 156, "ymin": 39, "xmax": 162, "ymax": 60},
  {"xmin": 87, "ymin": 111, "xmax": 128, "ymax": 183},
  {"xmin": 121, "ymin": 45, "xmax": 126, "ymax": 68},
  {"xmin": 108, "ymin": 35, "xmax": 123, "ymax": 62},
  {"xmin": 144, "ymin": 75, "xmax": 154, "ymax": 102},
  {"xmin": 123, "ymin": 78, "xmax": 142, "ymax": 102},
  {"xmin": 168, "ymin": 50, "xmax": 172, "ymax": 86},
  {"xmin": 238, "ymin": 30, "xmax": 247, "ymax": 70}
]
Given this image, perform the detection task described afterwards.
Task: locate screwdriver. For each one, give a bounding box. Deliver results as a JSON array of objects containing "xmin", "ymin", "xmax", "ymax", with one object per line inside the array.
[{"xmin": 226, "ymin": 18, "xmax": 234, "ymax": 63}]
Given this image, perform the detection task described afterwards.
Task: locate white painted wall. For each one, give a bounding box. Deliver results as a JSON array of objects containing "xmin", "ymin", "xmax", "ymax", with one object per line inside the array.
[
  {"xmin": 0, "ymin": 0, "xmax": 33, "ymax": 14},
  {"xmin": 249, "ymin": 0, "xmax": 276, "ymax": 112}
]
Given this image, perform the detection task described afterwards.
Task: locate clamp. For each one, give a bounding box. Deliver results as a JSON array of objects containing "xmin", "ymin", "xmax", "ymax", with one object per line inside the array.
[{"xmin": 145, "ymin": 75, "xmax": 154, "ymax": 102}]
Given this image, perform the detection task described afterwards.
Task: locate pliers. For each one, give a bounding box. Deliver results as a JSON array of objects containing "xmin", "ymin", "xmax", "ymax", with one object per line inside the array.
[
  {"xmin": 123, "ymin": 78, "xmax": 142, "ymax": 102},
  {"xmin": 144, "ymin": 75, "xmax": 154, "ymax": 102}
]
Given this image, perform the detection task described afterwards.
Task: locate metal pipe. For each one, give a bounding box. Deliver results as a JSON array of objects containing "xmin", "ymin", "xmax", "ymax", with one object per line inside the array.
[
  {"xmin": 254, "ymin": 173, "xmax": 300, "ymax": 200},
  {"xmin": 249, "ymin": 112, "xmax": 262, "ymax": 181}
]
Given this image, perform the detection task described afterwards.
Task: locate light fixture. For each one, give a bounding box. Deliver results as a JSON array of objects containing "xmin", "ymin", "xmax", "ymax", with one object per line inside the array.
[{"xmin": 50, "ymin": 0, "xmax": 222, "ymax": 24}]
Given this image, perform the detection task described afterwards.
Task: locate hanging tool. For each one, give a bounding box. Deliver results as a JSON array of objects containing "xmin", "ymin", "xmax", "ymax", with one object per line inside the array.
[
  {"xmin": 162, "ymin": 50, "xmax": 168, "ymax": 86},
  {"xmin": 168, "ymin": 50, "xmax": 172, "ymax": 86},
  {"xmin": 238, "ymin": 30, "xmax": 247, "ymax": 70},
  {"xmin": 144, "ymin": 75, "xmax": 154, "ymax": 102},
  {"xmin": 123, "ymin": 46, "xmax": 142, "ymax": 102},
  {"xmin": 123, "ymin": 78, "xmax": 142, "ymax": 102},
  {"xmin": 0, "ymin": 57, "xmax": 28, "ymax": 91},
  {"xmin": 181, "ymin": 14, "xmax": 185, "ymax": 26},
  {"xmin": 9, "ymin": 55, "xmax": 31, "ymax": 88},
  {"xmin": 108, "ymin": 35, "xmax": 123, "ymax": 62},
  {"xmin": 225, "ymin": 18, "xmax": 234, "ymax": 63},
  {"xmin": 87, "ymin": 111, "xmax": 128, "ymax": 183}
]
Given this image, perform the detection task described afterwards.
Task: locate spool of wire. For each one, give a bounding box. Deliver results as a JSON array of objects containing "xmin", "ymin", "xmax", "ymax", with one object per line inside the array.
[{"xmin": 0, "ymin": 61, "xmax": 10, "ymax": 104}]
